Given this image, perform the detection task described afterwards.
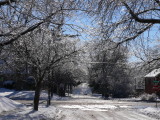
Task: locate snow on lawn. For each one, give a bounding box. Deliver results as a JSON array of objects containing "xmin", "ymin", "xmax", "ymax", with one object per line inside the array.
[
  {"xmin": 0, "ymin": 88, "xmax": 70, "ymax": 101},
  {"xmin": 0, "ymin": 105, "xmax": 60, "ymax": 120},
  {"xmin": 9, "ymin": 91, "xmax": 48, "ymax": 100},
  {"xmin": 13, "ymin": 106, "xmax": 58, "ymax": 120},
  {"xmin": 0, "ymin": 96, "xmax": 24, "ymax": 114},
  {"xmin": 0, "ymin": 88, "xmax": 48, "ymax": 100},
  {"xmin": 0, "ymin": 88, "xmax": 15, "ymax": 96},
  {"xmin": 0, "ymin": 88, "xmax": 60, "ymax": 119}
]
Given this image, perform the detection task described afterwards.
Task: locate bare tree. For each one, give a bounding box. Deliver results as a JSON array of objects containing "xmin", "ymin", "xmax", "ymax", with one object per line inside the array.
[
  {"xmin": 9, "ymin": 26, "xmax": 80, "ymax": 110},
  {"xmin": 0, "ymin": 0, "xmax": 91, "ymax": 111},
  {"xmin": 86, "ymin": 0, "xmax": 160, "ymax": 63},
  {"xmin": 88, "ymin": 40, "xmax": 131, "ymax": 98},
  {"xmin": 0, "ymin": 0, "xmax": 84, "ymax": 47},
  {"xmin": 133, "ymin": 40, "xmax": 160, "ymax": 69}
]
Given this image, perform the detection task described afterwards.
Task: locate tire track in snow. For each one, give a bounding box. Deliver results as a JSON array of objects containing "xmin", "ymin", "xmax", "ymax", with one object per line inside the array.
[{"xmin": 53, "ymin": 95, "xmax": 157, "ymax": 120}]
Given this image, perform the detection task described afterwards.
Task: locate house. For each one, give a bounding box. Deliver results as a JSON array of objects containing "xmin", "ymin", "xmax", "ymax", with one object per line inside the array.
[{"xmin": 144, "ymin": 68, "xmax": 160, "ymax": 95}]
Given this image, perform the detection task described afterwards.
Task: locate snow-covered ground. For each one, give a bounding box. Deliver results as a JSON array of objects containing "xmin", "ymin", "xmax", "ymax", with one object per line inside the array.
[
  {"xmin": 0, "ymin": 96, "xmax": 24, "ymax": 114},
  {"xmin": 0, "ymin": 88, "xmax": 48, "ymax": 100},
  {"xmin": 0, "ymin": 103, "xmax": 59, "ymax": 120},
  {"xmin": 0, "ymin": 88, "xmax": 61, "ymax": 120},
  {"xmin": 53, "ymin": 95, "xmax": 160, "ymax": 120},
  {"xmin": 0, "ymin": 96, "xmax": 58, "ymax": 120},
  {"xmin": 139, "ymin": 107, "xmax": 160, "ymax": 119},
  {"xmin": 0, "ymin": 86, "xmax": 160, "ymax": 119}
]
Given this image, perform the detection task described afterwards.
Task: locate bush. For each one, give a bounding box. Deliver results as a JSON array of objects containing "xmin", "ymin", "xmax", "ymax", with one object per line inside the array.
[{"xmin": 140, "ymin": 93, "xmax": 157, "ymax": 102}]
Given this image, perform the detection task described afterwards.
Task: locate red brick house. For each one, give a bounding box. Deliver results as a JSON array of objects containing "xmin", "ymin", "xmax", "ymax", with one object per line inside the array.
[{"xmin": 144, "ymin": 68, "xmax": 160, "ymax": 95}]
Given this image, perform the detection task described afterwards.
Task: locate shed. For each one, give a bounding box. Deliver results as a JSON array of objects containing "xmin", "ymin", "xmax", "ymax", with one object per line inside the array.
[{"xmin": 144, "ymin": 68, "xmax": 160, "ymax": 95}]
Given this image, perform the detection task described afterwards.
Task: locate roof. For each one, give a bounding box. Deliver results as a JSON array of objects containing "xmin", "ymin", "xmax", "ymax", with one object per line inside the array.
[{"xmin": 145, "ymin": 68, "xmax": 160, "ymax": 78}]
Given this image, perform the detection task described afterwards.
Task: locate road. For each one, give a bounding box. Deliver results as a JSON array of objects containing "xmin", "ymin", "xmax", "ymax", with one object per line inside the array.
[{"xmin": 52, "ymin": 95, "xmax": 158, "ymax": 120}]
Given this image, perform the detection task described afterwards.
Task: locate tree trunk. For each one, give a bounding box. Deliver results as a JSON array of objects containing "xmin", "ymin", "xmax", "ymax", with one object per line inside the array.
[
  {"xmin": 47, "ymin": 88, "xmax": 51, "ymax": 106},
  {"xmin": 34, "ymin": 81, "xmax": 42, "ymax": 111}
]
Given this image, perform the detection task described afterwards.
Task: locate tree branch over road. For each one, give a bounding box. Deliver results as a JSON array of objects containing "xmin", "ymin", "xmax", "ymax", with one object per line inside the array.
[
  {"xmin": 122, "ymin": 2, "xmax": 160, "ymax": 24},
  {"xmin": 0, "ymin": 0, "xmax": 16, "ymax": 7}
]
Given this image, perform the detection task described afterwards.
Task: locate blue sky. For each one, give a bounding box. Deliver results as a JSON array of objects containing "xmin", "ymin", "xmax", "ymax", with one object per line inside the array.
[{"xmin": 64, "ymin": 11, "xmax": 160, "ymax": 63}]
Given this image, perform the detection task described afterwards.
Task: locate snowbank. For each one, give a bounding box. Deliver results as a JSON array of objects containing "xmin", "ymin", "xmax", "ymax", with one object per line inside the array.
[
  {"xmin": 0, "ymin": 88, "xmax": 60, "ymax": 119},
  {"xmin": 15, "ymin": 106, "xmax": 58, "ymax": 120},
  {"xmin": 139, "ymin": 107, "xmax": 160, "ymax": 119},
  {"xmin": 0, "ymin": 96, "xmax": 24, "ymax": 114},
  {"xmin": 0, "ymin": 105, "xmax": 59, "ymax": 120}
]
